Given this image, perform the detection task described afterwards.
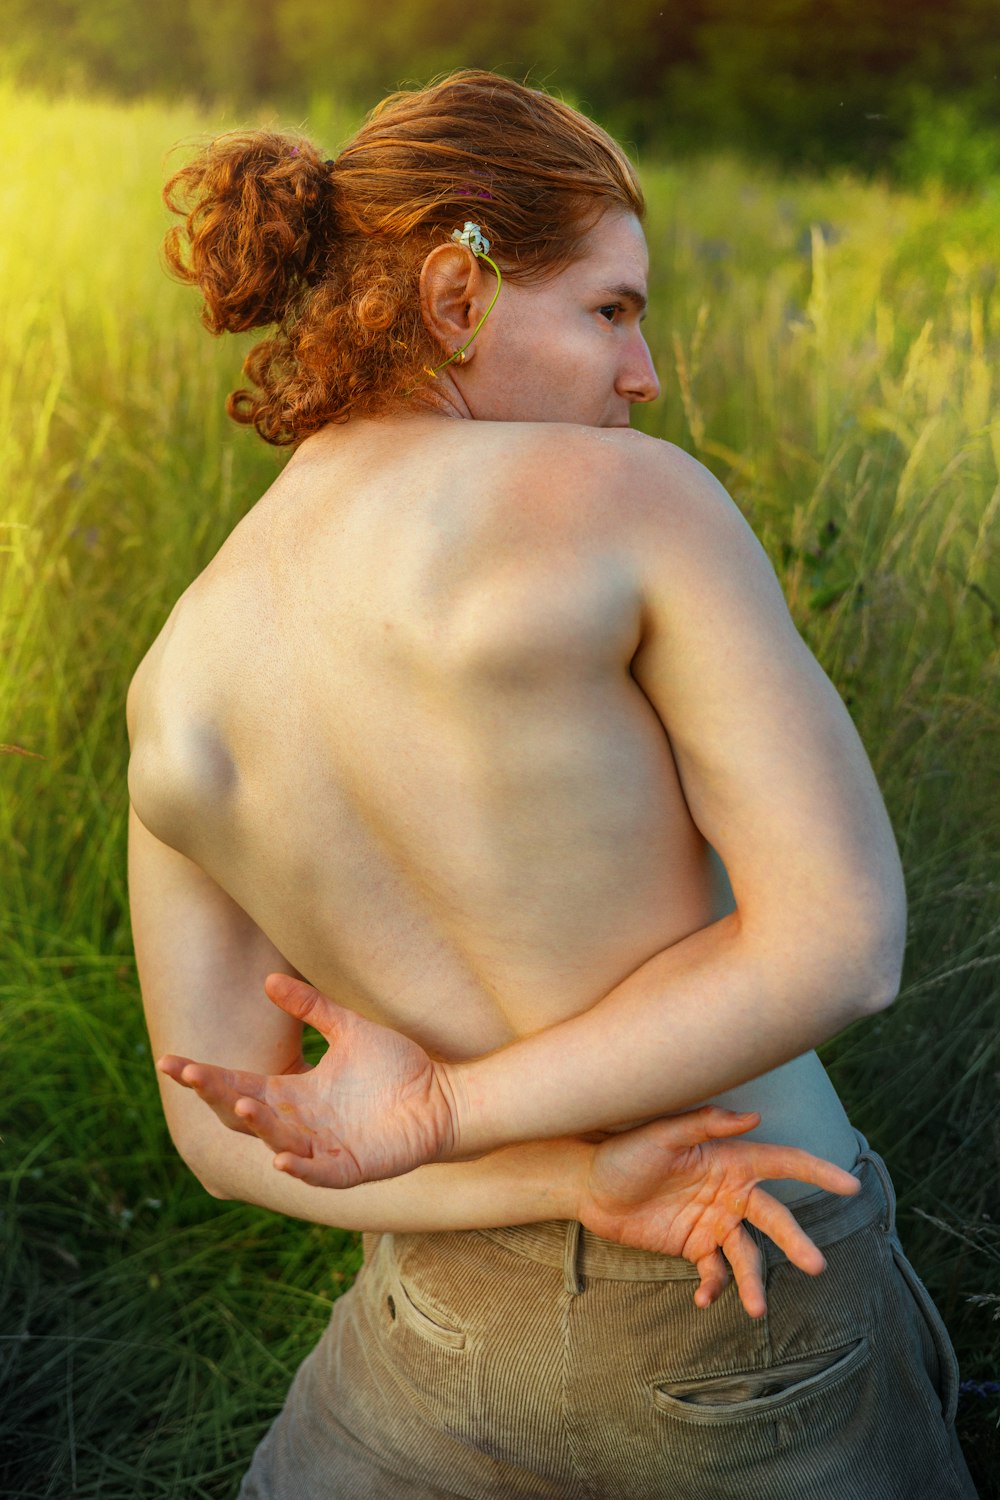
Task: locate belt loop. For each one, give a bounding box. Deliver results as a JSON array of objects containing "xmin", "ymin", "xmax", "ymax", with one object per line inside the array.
[
  {"xmin": 563, "ymin": 1220, "xmax": 584, "ymax": 1296},
  {"xmin": 856, "ymin": 1146, "xmax": 896, "ymax": 1235}
]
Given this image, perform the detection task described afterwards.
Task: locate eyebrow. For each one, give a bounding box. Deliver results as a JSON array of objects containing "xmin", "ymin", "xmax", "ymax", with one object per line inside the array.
[{"xmin": 599, "ymin": 284, "xmax": 649, "ymax": 317}]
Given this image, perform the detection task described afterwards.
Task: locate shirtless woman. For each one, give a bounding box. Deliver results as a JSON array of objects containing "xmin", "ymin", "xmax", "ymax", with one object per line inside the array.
[{"xmin": 127, "ymin": 71, "xmax": 977, "ymax": 1498}]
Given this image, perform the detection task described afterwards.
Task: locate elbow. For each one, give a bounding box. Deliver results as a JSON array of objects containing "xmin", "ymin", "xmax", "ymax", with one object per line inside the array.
[
  {"xmin": 868, "ymin": 934, "xmax": 905, "ymax": 1013},
  {"xmin": 768, "ymin": 899, "xmax": 904, "ymax": 1024},
  {"xmin": 177, "ymin": 1144, "xmax": 233, "ymax": 1201},
  {"xmin": 805, "ymin": 858, "xmax": 906, "ymax": 1020},
  {"xmin": 189, "ymin": 1157, "xmax": 234, "ymax": 1200},
  {"xmin": 856, "ymin": 949, "xmax": 902, "ymax": 1016},
  {"xmin": 857, "ymin": 847, "xmax": 908, "ymax": 1015},
  {"xmin": 160, "ymin": 1087, "xmax": 267, "ymax": 1203},
  {"xmin": 201, "ymin": 1179, "xmax": 234, "ymax": 1201},
  {"xmin": 166, "ymin": 1121, "xmax": 235, "ymax": 1201},
  {"xmin": 847, "ymin": 903, "xmax": 906, "ymax": 1017}
]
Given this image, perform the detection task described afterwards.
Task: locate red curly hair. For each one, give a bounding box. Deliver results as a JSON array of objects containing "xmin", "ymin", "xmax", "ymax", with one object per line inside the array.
[{"xmin": 164, "ymin": 70, "xmax": 645, "ymax": 446}]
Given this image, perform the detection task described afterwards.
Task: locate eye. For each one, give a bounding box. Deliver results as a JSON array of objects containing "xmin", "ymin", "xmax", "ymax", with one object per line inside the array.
[{"xmin": 598, "ymin": 303, "xmax": 622, "ymax": 323}]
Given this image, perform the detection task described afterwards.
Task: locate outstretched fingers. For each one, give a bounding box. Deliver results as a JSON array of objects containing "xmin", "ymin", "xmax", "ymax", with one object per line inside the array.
[
  {"xmin": 157, "ymin": 1053, "xmax": 198, "ymax": 1085},
  {"xmin": 693, "ymin": 1249, "xmax": 730, "ymax": 1309},
  {"xmin": 693, "ymin": 1229, "xmax": 773, "ymax": 1320},
  {"xmin": 159, "ymin": 1055, "xmax": 255, "ymax": 1096},
  {"xmin": 722, "ymin": 1225, "xmax": 768, "ymax": 1319},
  {"xmin": 750, "ymin": 1144, "xmax": 862, "ymax": 1197},
  {"xmin": 272, "ymin": 1146, "xmax": 362, "ymax": 1191},
  {"xmin": 159, "ymin": 1054, "xmax": 260, "ymax": 1093},
  {"xmin": 231, "ymin": 1095, "xmax": 314, "ymax": 1157},
  {"xmin": 744, "ymin": 1189, "xmax": 828, "ymax": 1276},
  {"xmin": 157, "ymin": 1054, "xmax": 269, "ymax": 1134}
]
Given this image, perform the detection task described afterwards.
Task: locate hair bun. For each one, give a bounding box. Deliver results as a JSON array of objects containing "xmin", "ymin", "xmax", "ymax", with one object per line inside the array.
[{"xmin": 164, "ymin": 130, "xmax": 337, "ymax": 334}]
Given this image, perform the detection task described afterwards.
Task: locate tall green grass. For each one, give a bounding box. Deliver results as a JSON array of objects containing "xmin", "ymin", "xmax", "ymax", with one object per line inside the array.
[{"xmin": 1, "ymin": 87, "xmax": 997, "ymax": 1495}]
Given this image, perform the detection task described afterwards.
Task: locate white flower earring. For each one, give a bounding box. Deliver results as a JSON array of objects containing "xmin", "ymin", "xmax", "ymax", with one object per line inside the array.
[
  {"xmin": 451, "ymin": 222, "xmax": 491, "ymax": 256},
  {"xmin": 428, "ymin": 222, "xmax": 503, "ymax": 376}
]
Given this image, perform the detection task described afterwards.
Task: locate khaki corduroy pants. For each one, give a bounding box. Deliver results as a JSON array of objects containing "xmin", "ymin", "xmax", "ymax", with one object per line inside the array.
[{"xmin": 238, "ymin": 1136, "xmax": 978, "ymax": 1499}]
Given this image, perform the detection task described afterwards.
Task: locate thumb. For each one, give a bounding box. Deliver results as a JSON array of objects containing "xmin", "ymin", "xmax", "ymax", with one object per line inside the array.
[
  {"xmin": 263, "ymin": 973, "xmax": 346, "ymax": 1038},
  {"xmin": 698, "ymin": 1107, "xmax": 762, "ymax": 1140},
  {"xmin": 646, "ymin": 1107, "xmax": 761, "ymax": 1151}
]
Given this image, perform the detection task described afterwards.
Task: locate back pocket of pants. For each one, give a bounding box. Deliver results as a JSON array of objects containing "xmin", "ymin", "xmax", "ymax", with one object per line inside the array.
[{"xmin": 653, "ymin": 1338, "xmax": 868, "ymax": 1424}]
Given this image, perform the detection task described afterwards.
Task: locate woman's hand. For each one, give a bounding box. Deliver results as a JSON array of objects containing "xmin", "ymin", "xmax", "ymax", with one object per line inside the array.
[
  {"xmin": 159, "ymin": 976, "xmax": 861, "ymax": 1319},
  {"xmin": 158, "ymin": 974, "xmax": 457, "ymax": 1187},
  {"xmin": 578, "ymin": 1106, "xmax": 861, "ymax": 1318}
]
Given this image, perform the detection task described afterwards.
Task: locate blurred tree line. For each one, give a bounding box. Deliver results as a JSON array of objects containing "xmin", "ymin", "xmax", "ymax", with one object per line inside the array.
[{"xmin": 3, "ymin": 0, "xmax": 1000, "ymax": 176}]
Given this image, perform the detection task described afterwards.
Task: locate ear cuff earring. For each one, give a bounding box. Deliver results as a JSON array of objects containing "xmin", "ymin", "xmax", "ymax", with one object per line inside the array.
[{"xmin": 428, "ymin": 222, "xmax": 503, "ymax": 377}]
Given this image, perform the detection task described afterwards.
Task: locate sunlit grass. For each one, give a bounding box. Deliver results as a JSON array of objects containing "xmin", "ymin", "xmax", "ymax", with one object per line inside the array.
[{"xmin": 1, "ymin": 86, "xmax": 997, "ymax": 1495}]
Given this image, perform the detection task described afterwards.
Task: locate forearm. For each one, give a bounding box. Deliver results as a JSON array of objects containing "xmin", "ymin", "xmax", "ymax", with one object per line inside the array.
[
  {"xmin": 444, "ymin": 908, "xmax": 900, "ymax": 1157},
  {"xmin": 175, "ymin": 1105, "xmax": 588, "ymax": 1232}
]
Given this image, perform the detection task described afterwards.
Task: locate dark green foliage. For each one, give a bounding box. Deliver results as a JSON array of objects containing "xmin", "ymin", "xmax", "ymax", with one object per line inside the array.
[{"xmin": 4, "ymin": 0, "xmax": 1000, "ymax": 178}]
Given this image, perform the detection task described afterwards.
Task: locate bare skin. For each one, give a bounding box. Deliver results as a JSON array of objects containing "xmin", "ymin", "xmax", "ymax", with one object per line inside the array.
[{"xmin": 129, "ymin": 209, "xmax": 904, "ymax": 1317}]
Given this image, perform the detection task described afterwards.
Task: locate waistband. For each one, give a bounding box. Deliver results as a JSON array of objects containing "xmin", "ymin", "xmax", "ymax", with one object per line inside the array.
[{"xmin": 477, "ymin": 1130, "xmax": 896, "ymax": 1291}]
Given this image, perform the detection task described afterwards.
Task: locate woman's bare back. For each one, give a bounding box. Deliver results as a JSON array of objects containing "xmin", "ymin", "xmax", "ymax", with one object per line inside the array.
[{"xmin": 130, "ymin": 415, "xmax": 857, "ymax": 1194}]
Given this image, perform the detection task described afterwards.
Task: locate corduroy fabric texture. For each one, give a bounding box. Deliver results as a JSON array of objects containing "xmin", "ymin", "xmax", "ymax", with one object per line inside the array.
[{"xmin": 238, "ymin": 1138, "xmax": 978, "ymax": 1499}]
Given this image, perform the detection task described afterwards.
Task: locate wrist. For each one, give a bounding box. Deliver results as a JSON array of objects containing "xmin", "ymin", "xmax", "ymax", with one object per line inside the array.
[
  {"xmin": 494, "ymin": 1135, "xmax": 595, "ymax": 1222},
  {"xmin": 563, "ymin": 1136, "xmax": 597, "ymax": 1222},
  {"xmin": 431, "ymin": 1059, "xmax": 467, "ymax": 1161},
  {"xmin": 434, "ymin": 1057, "xmax": 487, "ymax": 1160}
]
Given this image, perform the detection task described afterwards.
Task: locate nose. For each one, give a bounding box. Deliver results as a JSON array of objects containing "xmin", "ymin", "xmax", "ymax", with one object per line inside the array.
[{"xmin": 619, "ymin": 331, "xmax": 660, "ymax": 405}]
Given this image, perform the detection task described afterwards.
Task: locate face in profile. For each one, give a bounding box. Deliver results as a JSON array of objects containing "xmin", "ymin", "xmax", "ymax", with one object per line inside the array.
[{"xmin": 467, "ymin": 209, "xmax": 660, "ymax": 429}]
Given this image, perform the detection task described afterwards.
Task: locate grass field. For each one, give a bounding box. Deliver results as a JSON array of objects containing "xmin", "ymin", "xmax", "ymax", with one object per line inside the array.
[{"xmin": 1, "ymin": 85, "xmax": 997, "ymax": 1496}]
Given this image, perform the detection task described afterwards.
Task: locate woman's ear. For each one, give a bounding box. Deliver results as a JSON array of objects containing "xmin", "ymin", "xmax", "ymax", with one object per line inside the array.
[{"xmin": 419, "ymin": 245, "xmax": 486, "ymax": 359}]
